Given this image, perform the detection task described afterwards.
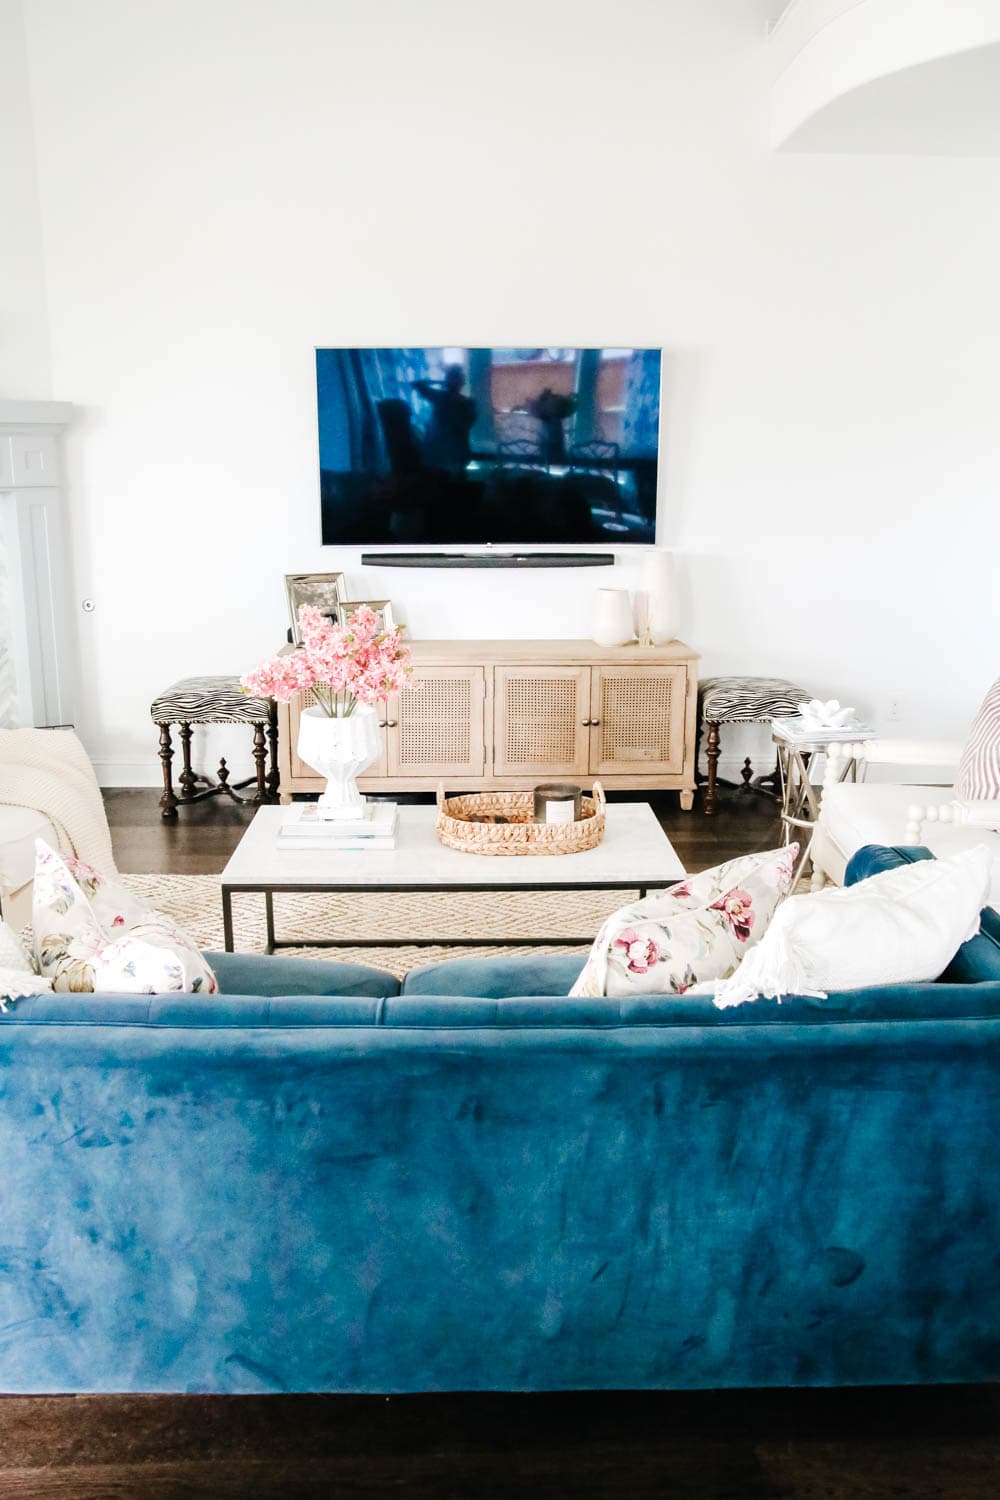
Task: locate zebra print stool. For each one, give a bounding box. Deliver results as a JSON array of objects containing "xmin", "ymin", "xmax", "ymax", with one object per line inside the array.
[
  {"xmin": 150, "ymin": 676, "xmax": 278, "ymax": 821},
  {"xmin": 699, "ymin": 676, "xmax": 811, "ymax": 816}
]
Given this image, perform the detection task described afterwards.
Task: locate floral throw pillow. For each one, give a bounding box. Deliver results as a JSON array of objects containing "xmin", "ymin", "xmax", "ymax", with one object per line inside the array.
[
  {"xmin": 32, "ymin": 841, "xmax": 217, "ymax": 996},
  {"xmin": 570, "ymin": 845, "xmax": 798, "ymax": 998}
]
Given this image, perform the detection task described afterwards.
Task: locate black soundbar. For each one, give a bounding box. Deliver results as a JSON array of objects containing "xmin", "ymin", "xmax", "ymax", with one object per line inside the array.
[{"xmin": 359, "ymin": 551, "xmax": 615, "ymax": 569}]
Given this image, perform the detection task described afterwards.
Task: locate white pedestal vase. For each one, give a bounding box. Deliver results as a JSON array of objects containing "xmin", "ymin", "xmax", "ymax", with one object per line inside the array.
[
  {"xmin": 591, "ymin": 588, "xmax": 635, "ymax": 648},
  {"xmin": 639, "ymin": 549, "xmax": 679, "ymax": 644},
  {"xmin": 296, "ymin": 703, "xmax": 382, "ymax": 819}
]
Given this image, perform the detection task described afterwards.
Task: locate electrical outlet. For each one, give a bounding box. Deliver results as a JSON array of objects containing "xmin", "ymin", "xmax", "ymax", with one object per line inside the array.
[{"xmin": 887, "ymin": 695, "xmax": 903, "ymax": 724}]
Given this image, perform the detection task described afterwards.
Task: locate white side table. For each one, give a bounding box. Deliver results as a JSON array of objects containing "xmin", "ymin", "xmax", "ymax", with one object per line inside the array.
[{"xmin": 772, "ymin": 729, "xmax": 875, "ymax": 891}]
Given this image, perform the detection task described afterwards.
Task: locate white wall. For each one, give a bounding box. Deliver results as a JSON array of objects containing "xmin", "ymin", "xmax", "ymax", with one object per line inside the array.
[
  {"xmin": 17, "ymin": 0, "xmax": 1000, "ymax": 785},
  {"xmin": 0, "ymin": 0, "xmax": 50, "ymax": 396},
  {"xmin": 770, "ymin": 0, "xmax": 1000, "ymax": 150}
]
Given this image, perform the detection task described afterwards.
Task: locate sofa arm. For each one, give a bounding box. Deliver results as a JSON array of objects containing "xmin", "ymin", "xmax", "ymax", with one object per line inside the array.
[
  {"xmin": 834, "ymin": 738, "xmax": 963, "ymax": 768},
  {"xmin": 822, "ymin": 739, "xmax": 963, "ymax": 799},
  {"xmin": 906, "ymin": 798, "xmax": 1000, "ymax": 844}
]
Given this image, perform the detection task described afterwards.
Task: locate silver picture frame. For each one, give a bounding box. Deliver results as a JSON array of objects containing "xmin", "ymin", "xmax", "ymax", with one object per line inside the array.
[
  {"xmin": 338, "ymin": 599, "xmax": 396, "ymax": 634},
  {"xmin": 284, "ymin": 572, "xmax": 346, "ymax": 644}
]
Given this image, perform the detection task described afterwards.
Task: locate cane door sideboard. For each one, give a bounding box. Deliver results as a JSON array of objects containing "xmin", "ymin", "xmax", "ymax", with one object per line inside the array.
[
  {"xmin": 277, "ymin": 640, "xmax": 699, "ymax": 807},
  {"xmin": 385, "ymin": 666, "xmax": 486, "ymax": 780},
  {"xmin": 492, "ymin": 666, "xmax": 592, "ymax": 780}
]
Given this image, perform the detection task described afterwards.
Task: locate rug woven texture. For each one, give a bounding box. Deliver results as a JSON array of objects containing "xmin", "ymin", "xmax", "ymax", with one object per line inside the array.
[{"xmin": 117, "ymin": 874, "xmax": 628, "ymax": 980}]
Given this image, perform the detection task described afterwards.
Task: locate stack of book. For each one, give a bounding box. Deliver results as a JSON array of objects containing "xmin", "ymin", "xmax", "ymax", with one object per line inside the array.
[{"xmin": 276, "ymin": 802, "xmax": 398, "ymax": 851}]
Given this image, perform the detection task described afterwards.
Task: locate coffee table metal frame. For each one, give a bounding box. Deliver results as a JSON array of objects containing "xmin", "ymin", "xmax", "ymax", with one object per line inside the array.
[{"xmin": 221, "ymin": 877, "xmax": 671, "ymax": 954}]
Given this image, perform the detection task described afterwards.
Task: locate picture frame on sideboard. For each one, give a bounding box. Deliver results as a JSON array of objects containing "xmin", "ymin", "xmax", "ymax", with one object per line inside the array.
[
  {"xmin": 338, "ymin": 599, "xmax": 396, "ymax": 634},
  {"xmin": 284, "ymin": 573, "xmax": 346, "ymax": 644}
]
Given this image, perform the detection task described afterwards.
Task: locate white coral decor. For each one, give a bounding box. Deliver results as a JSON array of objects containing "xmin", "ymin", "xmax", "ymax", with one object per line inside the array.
[{"xmin": 796, "ymin": 699, "xmax": 858, "ymax": 732}]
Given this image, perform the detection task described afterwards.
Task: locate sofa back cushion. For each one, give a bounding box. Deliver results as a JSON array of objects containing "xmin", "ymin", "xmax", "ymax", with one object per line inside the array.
[
  {"xmin": 845, "ymin": 844, "xmax": 1000, "ymax": 983},
  {"xmin": 207, "ymin": 951, "xmax": 401, "ymax": 998}
]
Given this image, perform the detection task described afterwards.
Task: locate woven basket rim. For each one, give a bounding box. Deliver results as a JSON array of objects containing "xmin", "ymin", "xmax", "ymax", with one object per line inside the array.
[{"xmin": 434, "ymin": 782, "xmax": 606, "ymax": 856}]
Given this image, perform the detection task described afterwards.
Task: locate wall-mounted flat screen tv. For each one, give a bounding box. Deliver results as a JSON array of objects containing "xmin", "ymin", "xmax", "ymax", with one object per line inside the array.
[{"xmin": 316, "ymin": 347, "xmax": 661, "ymax": 546}]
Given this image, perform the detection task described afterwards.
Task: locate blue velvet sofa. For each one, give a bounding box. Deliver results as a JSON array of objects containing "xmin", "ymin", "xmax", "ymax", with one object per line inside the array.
[{"xmin": 1, "ymin": 845, "xmax": 998, "ymax": 1394}]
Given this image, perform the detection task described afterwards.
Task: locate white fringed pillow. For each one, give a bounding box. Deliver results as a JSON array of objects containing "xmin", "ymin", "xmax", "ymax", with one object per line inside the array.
[
  {"xmin": 709, "ymin": 845, "xmax": 992, "ymax": 1009},
  {"xmin": 0, "ymin": 918, "xmax": 52, "ymax": 1011},
  {"xmin": 570, "ymin": 845, "xmax": 798, "ymax": 998},
  {"xmin": 958, "ymin": 676, "xmax": 1000, "ymax": 800}
]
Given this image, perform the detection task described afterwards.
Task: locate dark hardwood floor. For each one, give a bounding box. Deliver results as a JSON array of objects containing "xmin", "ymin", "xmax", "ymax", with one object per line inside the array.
[
  {"xmin": 3, "ymin": 1385, "xmax": 999, "ymax": 1498},
  {"xmin": 5, "ymin": 787, "xmax": 996, "ymax": 1498},
  {"xmin": 102, "ymin": 784, "xmax": 785, "ymax": 875}
]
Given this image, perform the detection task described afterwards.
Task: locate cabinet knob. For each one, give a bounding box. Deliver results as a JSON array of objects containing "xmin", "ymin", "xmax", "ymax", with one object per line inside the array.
[
  {"xmin": 387, "ymin": 719, "xmax": 398, "ymax": 728},
  {"xmin": 591, "ymin": 719, "xmax": 601, "ymax": 727},
  {"xmin": 377, "ymin": 720, "xmax": 387, "ymax": 729},
  {"xmin": 582, "ymin": 718, "xmax": 592, "ymax": 726}
]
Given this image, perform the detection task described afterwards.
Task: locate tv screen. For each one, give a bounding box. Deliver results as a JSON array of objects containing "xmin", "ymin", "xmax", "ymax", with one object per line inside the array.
[{"xmin": 316, "ymin": 347, "xmax": 660, "ymax": 546}]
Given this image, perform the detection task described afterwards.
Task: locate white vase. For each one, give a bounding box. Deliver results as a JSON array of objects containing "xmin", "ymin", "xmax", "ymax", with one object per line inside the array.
[
  {"xmin": 592, "ymin": 588, "xmax": 635, "ymax": 648},
  {"xmin": 640, "ymin": 549, "xmax": 679, "ymax": 644},
  {"xmin": 296, "ymin": 703, "xmax": 382, "ymax": 819}
]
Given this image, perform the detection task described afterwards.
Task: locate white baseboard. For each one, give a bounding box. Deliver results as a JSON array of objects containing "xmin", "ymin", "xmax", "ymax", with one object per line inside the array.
[{"xmin": 93, "ymin": 757, "xmax": 164, "ymax": 788}]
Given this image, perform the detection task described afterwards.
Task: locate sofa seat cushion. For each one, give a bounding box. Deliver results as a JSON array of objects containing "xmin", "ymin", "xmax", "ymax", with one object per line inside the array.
[
  {"xmin": 822, "ymin": 782, "xmax": 1000, "ymax": 909},
  {"xmin": 403, "ymin": 951, "xmax": 586, "ymax": 998},
  {"xmin": 846, "ymin": 845, "xmax": 1000, "ymax": 984},
  {"xmin": 208, "ymin": 951, "xmax": 401, "ymax": 998}
]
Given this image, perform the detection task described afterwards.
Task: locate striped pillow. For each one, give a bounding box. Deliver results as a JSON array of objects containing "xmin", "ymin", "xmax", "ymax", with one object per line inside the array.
[{"xmin": 957, "ymin": 677, "xmax": 1000, "ymax": 800}]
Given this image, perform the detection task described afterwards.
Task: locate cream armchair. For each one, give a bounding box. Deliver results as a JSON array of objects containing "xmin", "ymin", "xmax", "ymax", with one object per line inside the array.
[
  {"xmin": 811, "ymin": 739, "xmax": 1000, "ymax": 911},
  {"xmin": 0, "ymin": 727, "xmax": 115, "ymax": 931}
]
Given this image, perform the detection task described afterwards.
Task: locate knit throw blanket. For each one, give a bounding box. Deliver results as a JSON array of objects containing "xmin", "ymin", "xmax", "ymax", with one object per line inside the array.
[{"xmin": 0, "ymin": 728, "xmax": 116, "ymax": 876}]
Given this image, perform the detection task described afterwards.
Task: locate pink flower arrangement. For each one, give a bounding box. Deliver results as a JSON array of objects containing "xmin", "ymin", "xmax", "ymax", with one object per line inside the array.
[
  {"xmin": 613, "ymin": 928, "xmax": 660, "ymax": 975},
  {"xmin": 242, "ymin": 604, "xmax": 415, "ymax": 718},
  {"xmin": 709, "ymin": 887, "xmax": 755, "ymax": 943}
]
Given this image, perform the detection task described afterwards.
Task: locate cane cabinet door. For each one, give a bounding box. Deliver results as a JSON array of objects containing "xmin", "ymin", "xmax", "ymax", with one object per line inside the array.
[
  {"xmin": 492, "ymin": 666, "xmax": 592, "ymax": 779},
  {"xmin": 289, "ymin": 688, "xmax": 389, "ymax": 780},
  {"xmin": 589, "ymin": 665, "xmax": 688, "ymax": 776},
  {"xmin": 386, "ymin": 667, "xmax": 486, "ymax": 779}
]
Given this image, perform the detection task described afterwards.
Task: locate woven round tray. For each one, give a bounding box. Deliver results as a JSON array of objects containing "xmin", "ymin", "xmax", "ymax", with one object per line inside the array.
[{"xmin": 435, "ymin": 782, "xmax": 606, "ymax": 856}]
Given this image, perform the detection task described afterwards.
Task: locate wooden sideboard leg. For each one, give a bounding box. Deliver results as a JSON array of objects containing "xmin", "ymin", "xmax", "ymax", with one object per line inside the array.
[
  {"xmin": 704, "ymin": 721, "xmax": 721, "ymax": 816},
  {"xmin": 158, "ymin": 723, "xmax": 179, "ymax": 821},
  {"xmin": 679, "ymin": 789, "xmax": 695, "ymax": 811}
]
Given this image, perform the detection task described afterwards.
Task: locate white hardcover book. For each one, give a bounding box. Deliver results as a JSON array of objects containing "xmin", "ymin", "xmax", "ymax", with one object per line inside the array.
[
  {"xmin": 277, "ymin": 835, "xmax": 397, "ymax": 852},
  {"xmin": 279, "ymin": 802, "xmax": 398, "ymax": 838}
]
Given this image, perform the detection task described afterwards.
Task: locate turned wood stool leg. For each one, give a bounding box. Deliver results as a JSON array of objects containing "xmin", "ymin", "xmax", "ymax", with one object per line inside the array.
[
  {"xmin": 266, "ymin": 703, "xmax": 280, "ymax": 800},
  {"xmin": 704, "ymin": 721, "xmax": 721, "ymax": 816},
  {"xmin": 178, "ymin": 722, "xmax": 197, "ymax": 803},
  {"xmin": 740, "ymin": 757, "xmax": 754, "ymax": 790},
  {"xmin": 158, "ymin": 723, "xmax": 179, "ymax": 821},
  {"xmin": 252, "ymin": 721, "xmax": 268, "ymax": 802}
]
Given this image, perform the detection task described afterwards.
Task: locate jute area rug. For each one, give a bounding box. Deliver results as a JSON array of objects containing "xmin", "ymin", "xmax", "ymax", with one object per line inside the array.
[{"xmin": 119, "ymin": 873, "xmax": 627, "ymax": 980}]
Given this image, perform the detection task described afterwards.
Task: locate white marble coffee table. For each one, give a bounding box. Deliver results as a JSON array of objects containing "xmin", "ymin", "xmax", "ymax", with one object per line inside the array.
[{"xmin": 220, "ymin": 803, "xmax": 685, "ymax": 953}]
